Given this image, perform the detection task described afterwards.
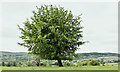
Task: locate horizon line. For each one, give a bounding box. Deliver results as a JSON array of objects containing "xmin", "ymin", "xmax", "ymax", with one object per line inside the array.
[{"xmin": 0, "ymin": 50, "xmax": 119, "ymax": 54}]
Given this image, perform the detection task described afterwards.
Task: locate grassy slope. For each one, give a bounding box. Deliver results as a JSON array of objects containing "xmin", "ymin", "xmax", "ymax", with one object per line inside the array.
[{"xmin": 2, "ymin": 66, "xmax": 118, "ymax": 70}]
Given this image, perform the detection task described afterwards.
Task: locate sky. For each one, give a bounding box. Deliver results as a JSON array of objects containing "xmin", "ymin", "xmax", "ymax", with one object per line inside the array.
[{"xmin": 0, "ymin": 2, "xmax": 118, "ymax": 53}]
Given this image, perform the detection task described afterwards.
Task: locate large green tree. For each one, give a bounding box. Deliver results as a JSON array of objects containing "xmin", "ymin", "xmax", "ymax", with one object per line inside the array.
[{"xmin": 18, "ymin": 5, "xmax": 85, "ymax": 67}]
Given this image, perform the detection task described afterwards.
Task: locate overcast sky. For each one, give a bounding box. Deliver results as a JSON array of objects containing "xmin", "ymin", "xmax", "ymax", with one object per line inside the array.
[{"xmin": 0, "ymin": 2, "xmax": 118, "ymax": 53}]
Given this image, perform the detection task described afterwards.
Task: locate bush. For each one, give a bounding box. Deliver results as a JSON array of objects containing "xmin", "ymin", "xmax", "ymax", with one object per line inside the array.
[
  {"xmin": 63, "ymin": 62, "xmax": 74, "ymax": 66},
  {"xmin": 76, "ymin": 62, "xmax": 82, "ymax": 66},
  {"xmin": 2, "ymin": 62, "xmax": 6, "ymax": 66},
  {"xmin": 41, "ymin": 62, "xmax": 49, "ymax": 66},
  {"xmin": 16, "ymin": 62, "xmax": 22, "ymax": 67},
  {"xmin": 5, "ymin": 61, "xmax": 18, "ymax": 67},
  {"xmin": 88, "ymin": 60, "xmax": 100, "ymax": 66},
  {"xmin": 21, "ymin": 64, "xmax": 28, "ymax": 67},
  {"xmin": 63, "ymin": 62, "xmax": 70, "ymax": 66},
  {"xmin": 100, "ymin": 58, "xmax": 105, "ymax": 66},
  {"xmin": 77, "ymin": 61, "xmax": 89, "ymax": 66},
  {"xmin": 69, "ymin": 62, "xmax": 74, "ymax": 66},
  {"xmin": 13, "ymin": 61, "xmax": 17, "ymax": 67},
  {"xmin": 26, "ymin": 62, "xmax": 34, "ymax": 67},
  {"xmin": 77, "ymin": 60, "xmax": 100, "ymax": 66},
  {"xmin": 82, "ymin": 61, "xmax": 89, "ymax": 66},
  {"xmin": 6, "ymin": 61, "xmax": 12, "ymax": 67}
]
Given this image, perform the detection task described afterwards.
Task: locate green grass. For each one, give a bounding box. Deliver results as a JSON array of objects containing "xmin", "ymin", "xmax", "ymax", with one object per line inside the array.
[{"xmin": 2, "ymin": 66, "xmax": 118, "ymax": 70}]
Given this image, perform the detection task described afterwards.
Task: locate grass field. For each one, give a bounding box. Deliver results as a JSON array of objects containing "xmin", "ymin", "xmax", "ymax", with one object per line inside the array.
[{"xmin": 2, "ymin": 66, "xmax": 118, "ymax": 70}]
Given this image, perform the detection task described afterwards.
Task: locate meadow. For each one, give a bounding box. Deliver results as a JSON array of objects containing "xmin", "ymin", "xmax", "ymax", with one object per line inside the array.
[{"xmin": 2, "ymin": 66, "xmax": 118, "ymax": 70}]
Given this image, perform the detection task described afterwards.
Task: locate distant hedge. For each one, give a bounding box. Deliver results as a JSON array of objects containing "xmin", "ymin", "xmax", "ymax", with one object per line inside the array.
[{"xmin": 77, "ymin": 60, "xmax": 100, "ymax": 66}]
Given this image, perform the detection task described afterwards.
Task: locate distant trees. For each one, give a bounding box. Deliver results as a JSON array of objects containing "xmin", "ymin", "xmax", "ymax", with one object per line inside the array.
[
  {"xmin": 100, "ymin": 58, "xmax": 105, "ymax": 66},
  {"xmin": 6, "ymin": 61, "xmax": 11, "ymax": 67},
  {"xmin": 2, "ymin": 62, "xmax": 5, "ymax": 66},
  {"xmin": 2, "ymin": 61, "xmax": 17, "ymax": 67},
  {"xmin": 13, "ymin": 61, "xmax": 17, "ymax": 66}
]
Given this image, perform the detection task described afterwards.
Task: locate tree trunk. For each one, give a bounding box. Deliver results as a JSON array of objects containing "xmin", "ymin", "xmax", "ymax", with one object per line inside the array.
[
  {"xmin": 38, "ymin": 58, "xmax": 41, "ymax": 66},
  {"xmin": 58, "ymin": 59, "xmax": 63, "ymax": 67},
  {"xmin": 102, "ymin": 64, "xmax": 104, "ymax": 66}
]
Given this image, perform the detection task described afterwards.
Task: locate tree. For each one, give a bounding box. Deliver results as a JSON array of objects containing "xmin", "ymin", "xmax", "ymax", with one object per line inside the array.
[
  {"xmin": 34, "ymin": 55, "xmax": 41, "ymax": 66},
  {"xmin": 6, "ymin": 61, "xmax": 12, "ymax": 67},
  {"xmin": 18, "ymin": 5, "xmax": 85, "ymax": 67},
  {"xmin": 100, "ymin": 58, "xmax": 105, "ymax": 66},
  {"xmin": 2, "ymin": 62, "xmax": 6, "ymax": 66},
  {"xmin": 13, "ymin": 61, "xmax": 17, "ymax": 67}
]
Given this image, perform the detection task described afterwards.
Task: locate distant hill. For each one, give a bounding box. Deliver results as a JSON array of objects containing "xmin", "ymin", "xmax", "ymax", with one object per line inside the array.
[
  {"xmin": 76, "ymin": 52, "xmax": 119, "ymax": 59},
  {"xmin": 0, "ymin": 51, "xmax": 119, "ymax": 62},
  {"xmin": 1, "ymin": 51, "xmax": 33, "ymax": 62},
  {"xmin": 77, "ymin": 52, "xmax": 118, "ymax": 57}
]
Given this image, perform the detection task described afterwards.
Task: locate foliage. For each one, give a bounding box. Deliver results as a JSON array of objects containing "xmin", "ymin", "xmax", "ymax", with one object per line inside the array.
[
  {"xmin": 77, "ymin": 60, "xmax": 100, "ymax": 66},
  {"xmin": 63, "ymin": 62, "xmax": 70, "ymax": 66},
  {"xmin": 41, "ymin": 62, "xmax": 50, "ymax": 66},
  {"xmin": 100, "ymin": 58, "xmax": 105, "ymax": 66},
  {"xmin": 6, "ymin": 61, "xmax": 12, "ymax": 67},
  {"xmin": 88, "ymin": 60, "xmax": 100, "ymax": 66},
  {"xmin": 16, "ymin": 61, "xmax": 23, "ymax": 67},
  {"xmin": 3, "ymin": 61, "xmax": 17, "ymax": 67},
  {"xmin": 63, "ymin": 62, "xmax": 74, "ymax": 66},
  {"xmin": 77, "ymin": 61, "xmax": 89, "ymax": 66},
  {"xmin": 2, "ymin": 62, "xmax": 6, "ymax": 66},
  {"xmin": 13, "ymin": 61, "xmax": 17, "ymax": 67},
  {"xmin": 26, "ymin": 62, "xmax": 33, "ymax": 67},
  {"xmin": 18, "ymin": 5, "xmax": 84, "ymax": 66}
]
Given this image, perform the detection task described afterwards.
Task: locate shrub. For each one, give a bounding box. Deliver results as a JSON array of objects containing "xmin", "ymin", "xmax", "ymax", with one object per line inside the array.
[
  {"xmin": 77, "ymin": 61, "xmax": 89, "ymax": 66},
  {"xmin": 41, "ymin": 62, "xmax": 49, "ymax": 66},
  {"xmin": 69, "ymin": 62, "xmax": 74, "ymax": 66},
  {"xmin": 5, "ymin": 61, "xmax": 18, "ymax": 67},
  {"xmin": 13, "ymin": 61, "xmax": 17, "ymax": 67},
  {"xmin": 2, "ymin": 62, "xmax": 6, "ymax": 66},
  {"xmin": 6, "ymin": 61, "xmax": 12, "ymax": 67},
  {"xmin": 16, "ymin": 62, "xmax": 22, "ymax": 67},
  {"xmin": 63, "ymin": 62, "xmax": 74, "ymax": 66},
  {"xmin": 63, "ymin": 62, "xmax": 70, "ymax": 66},
  {"xmin": 26, "ymin": 62, "xmax": 34, "ymax": 67},
  {"xmin": 82, "ymin": 61, "xmax": 89, "ymax": 66},
  {"xmin": 100, "ymin": 58, "xmax": 105, "ymax": 66},
  {"xmin": 88, "ymin": 60, "xmax": 100, "ymax": 66},
  {"xmin": 21, "ymin": 64, "xmax": 28, "ymax": 67},
  {"xmin": 77, "ymin": 60, "xmax": 100, "ymax": 66}
]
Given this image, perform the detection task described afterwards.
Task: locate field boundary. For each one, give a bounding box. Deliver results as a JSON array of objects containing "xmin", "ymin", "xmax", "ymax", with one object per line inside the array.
[{"xmin": 1, "ymin": 70, "xmax": 119, "ymax": 72}]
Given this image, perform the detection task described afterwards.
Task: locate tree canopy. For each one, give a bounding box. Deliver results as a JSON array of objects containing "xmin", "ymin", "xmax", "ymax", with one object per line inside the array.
[{"xmin": 18, "ymin": 5, "xmax": 85, "ymax": 66}]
